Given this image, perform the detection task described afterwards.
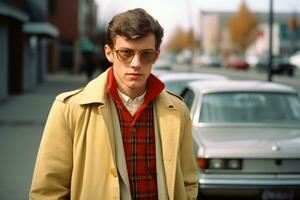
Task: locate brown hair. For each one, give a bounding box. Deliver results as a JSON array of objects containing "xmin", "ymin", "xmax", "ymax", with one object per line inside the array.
[{"xmin": 106, "ymin": 8, "xmax": 164, "ymax": 50}]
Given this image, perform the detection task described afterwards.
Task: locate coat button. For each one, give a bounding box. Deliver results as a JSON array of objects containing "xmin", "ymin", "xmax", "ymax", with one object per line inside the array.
[{"xmin": 110, "ymin": 168, "xmax": 118, "ymax": 177}]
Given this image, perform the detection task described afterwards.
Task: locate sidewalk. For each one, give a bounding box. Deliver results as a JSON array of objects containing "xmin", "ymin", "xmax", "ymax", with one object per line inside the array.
[
  {"xmin": 0, "ymin": 72, "xmax": 89, "ymax": 200},
  {"xmin": 0, "ymin": 73, "xmax": 89, "ymax": 125}
]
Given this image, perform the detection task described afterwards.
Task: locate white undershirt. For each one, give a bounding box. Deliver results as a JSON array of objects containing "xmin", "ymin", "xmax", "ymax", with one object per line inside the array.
[{"xmin": 117, "ymin": 90, "xmax": 146, "ymax": 116}]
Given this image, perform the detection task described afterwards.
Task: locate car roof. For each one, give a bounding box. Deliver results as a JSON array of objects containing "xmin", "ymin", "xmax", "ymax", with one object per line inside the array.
[
  {"xmin": 187, "ymin": 80, "xmax": 297, "ymax": 94},
  {"xmin": 157, "ymin": 72, "xmax": 228, "ymax": 82},
  {"xmin": 151, "ymin": 69, "xmax": 171, "ymax": 77}
]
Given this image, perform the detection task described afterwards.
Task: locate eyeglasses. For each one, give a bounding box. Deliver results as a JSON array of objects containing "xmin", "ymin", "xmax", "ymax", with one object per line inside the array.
[{"xmin": 114, "ymin": 48, "xmax": 158, "ymax": 64}]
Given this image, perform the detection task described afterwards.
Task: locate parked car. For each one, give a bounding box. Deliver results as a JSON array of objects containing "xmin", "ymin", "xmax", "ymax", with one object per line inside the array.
[
  {"xmin": 289, "ymin": 50, "xmax": 300, "ymax": 69},
  {"xmin": 256, "ymin": 55, "xmax": 296, "ymax": 77},
  {"xmin": 245, "ymin": 53, "xmax": 259, "ymax": 68},
  {"xmin": 176, "ymin": 49, "xmax": 193, "ymax": 64},
  {"xmin": 157, "ymin": 72, "xmax": 228, "ymax": 96},
  {"xmin": 197, "ymin": 53, "xmax": 222, "ymax": 67},
  {"xmin": 181, "ymin": 80, "xmax": 300, "ymax": 199},
  {"xmin": 227, "ymin": 55, "xmax": 249, "ymax": 70},
  {"xmin": 152, "ymin": 68, "xmax": 171, "ymax": 77}
]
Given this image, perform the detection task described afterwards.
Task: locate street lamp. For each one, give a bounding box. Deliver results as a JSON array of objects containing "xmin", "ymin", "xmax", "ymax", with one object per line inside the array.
[
  {"xmin": 186, "ymin": 0, "xmax": 194, "ymax": 72},
  {"xmin": 268, "ymin": 0, "xmax": 274, "ymax": 81}
]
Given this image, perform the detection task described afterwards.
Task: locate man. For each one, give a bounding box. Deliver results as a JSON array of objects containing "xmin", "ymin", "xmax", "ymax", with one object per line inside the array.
[{"xmin": 30, "ymin": 8, "xmax": 198, "ymax": 200}]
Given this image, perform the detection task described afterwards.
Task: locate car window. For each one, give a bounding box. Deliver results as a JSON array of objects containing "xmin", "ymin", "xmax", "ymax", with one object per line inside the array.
[
  {"xmin": 287, "ymin": 95, "xmax": 300, "ymax": 119},
  {"xmin": 165, "ymin": 80, "xmax": 187, "ymax": 95},
  {"xmin": 199, "ymin": 92, "xmax": 300, "ymax": 125},
  {"xmin": 181, "ymin": 88, "xmax": 195, "ymax": 110}
]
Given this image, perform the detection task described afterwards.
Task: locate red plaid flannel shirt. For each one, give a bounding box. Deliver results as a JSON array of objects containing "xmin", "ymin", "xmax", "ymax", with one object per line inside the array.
[{"xmin": 107, "ymin": 68, "xmax": 164, "ymax": 199}]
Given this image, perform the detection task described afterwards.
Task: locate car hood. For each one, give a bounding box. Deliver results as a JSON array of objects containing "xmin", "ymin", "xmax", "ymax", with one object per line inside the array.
[{"xmin": 193, "ymin": 125, "xmax": 300, "ymax": 158}]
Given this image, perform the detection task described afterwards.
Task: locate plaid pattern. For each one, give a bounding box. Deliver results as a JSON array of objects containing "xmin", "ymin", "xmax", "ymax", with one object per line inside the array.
[{"xmin": 115, "ymin": 102, "xmax": 157, "ymax": 200}]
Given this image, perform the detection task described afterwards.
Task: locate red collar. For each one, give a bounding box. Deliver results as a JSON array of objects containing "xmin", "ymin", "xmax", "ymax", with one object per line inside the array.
[{"xmin": 107, "ymin": 67, "xmax": 164, "ymax": 120}]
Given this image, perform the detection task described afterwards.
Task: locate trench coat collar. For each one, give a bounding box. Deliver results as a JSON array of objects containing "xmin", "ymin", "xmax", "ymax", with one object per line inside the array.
[
  {"xmin": 78, "ymin": 67, "xmax": 176, "ymax": 109},
  {"xmin": 78, "ymin": 68, "xmax": 110, "ymax": 105}
]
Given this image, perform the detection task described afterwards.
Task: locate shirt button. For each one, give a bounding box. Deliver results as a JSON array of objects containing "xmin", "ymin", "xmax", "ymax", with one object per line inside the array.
[{"xmin": 110, "ymin": 168, "xmax": 118, "ymax": 177}]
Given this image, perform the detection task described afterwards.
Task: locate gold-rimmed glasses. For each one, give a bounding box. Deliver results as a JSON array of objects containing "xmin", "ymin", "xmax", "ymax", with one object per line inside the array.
[{"xmin": 114, "ymin": 48, "xmax": 158, "ymax": 64}]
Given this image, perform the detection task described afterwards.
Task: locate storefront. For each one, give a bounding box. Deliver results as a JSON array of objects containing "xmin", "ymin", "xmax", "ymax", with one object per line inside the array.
[{"xmin": 0, "ymin": 3, "xmax": 28, "ymax": 99}]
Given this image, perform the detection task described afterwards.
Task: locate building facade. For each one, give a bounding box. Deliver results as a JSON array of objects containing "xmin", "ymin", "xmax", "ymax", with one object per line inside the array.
[
  {"xmin": 49, "ymin": 0, "xmax": 99, "ymax": 73},
  {"xmin": 198, "ymin": 10, "xmax": 300, "ymax": 56},
  {"xmin": 0, "ymin": 0, "xmax": 58, "ymax": 100}
]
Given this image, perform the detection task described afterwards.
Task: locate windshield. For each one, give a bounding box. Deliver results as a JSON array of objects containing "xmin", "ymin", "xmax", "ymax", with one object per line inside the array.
[
  {"xmin": 165, "ymin": 80, "xmax": 190, "ymax": 95},
  {"xmin": 199, "ymin": 92, "xmax": 300, "ymax": 125}
]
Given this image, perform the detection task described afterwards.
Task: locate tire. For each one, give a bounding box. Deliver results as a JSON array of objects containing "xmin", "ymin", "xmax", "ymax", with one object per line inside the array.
[{"xmin": 288, "ymin": 69, "xmax": 294, "ymax": 77}]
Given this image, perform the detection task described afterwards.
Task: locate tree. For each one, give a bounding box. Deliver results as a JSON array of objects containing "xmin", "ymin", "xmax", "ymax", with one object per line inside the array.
[
  {"xmin": 164, "ymin": 26, "xmax": 195, "ymax": 52},
  {"xmin": 288, "ymin": 14, "xmax": 297, "ymax": 31},
  {"xmin": 228, "ymin": 1, "xmax": 257, "ymax": 53},
  {"xmin": 288, "ymin": 14, "xmax": 298, "ymax": 52}
]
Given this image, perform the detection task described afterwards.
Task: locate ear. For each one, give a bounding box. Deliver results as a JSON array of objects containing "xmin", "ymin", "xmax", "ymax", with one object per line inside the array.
[
  {"xmin": 104, "ymin": 45, "xmax": 114, "ymax": 63},
  {"xmin": 153, "ymin": 49, "xmax": 161, "ymax": 63}
]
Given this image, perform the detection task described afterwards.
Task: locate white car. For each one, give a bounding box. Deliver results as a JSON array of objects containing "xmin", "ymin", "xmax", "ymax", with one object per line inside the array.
[
  {"xmin": 198, "ymin": 53, "xmax": 222, "ymax": 67},
  {"xmin": 289, "ymin": 51, "xmax": 300, "ymax": 69},
  {"xmin": 157, "ymin": 72, "xmax": 228, "ymax": 96},
  {"xmin": 181, "ymin": 80, "xmax": 300, "ymax": 199}
]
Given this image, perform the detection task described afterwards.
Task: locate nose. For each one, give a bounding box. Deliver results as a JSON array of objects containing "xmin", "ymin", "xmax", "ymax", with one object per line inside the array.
[{"xmin": 130, "ymin": 53, "xmax": 142, "ymax": 67}]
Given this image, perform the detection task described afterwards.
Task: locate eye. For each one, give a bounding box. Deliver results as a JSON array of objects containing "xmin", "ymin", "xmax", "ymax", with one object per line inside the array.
[
  {"xmin": 141, "ymin": 51, "xmax": 156, "ymax": 60},
  {"xmin": 141, "ymin": 51, "xmax": 155, "ymax": 57},
  {"xmin": 118, "ymin": 50, "xmax": 134, "ymax": 58}
]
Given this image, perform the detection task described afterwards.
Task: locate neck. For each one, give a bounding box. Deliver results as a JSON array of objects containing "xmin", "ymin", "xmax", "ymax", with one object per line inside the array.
[{"xmin": 117, "ymin": 86, "xmax": 146, "ymax": 99}]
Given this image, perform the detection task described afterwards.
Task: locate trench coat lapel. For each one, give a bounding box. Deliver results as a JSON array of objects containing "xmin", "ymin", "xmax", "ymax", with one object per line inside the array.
[
  {"xmin": 155, "ymin": 91, "xmax": 181, "ymax": 200},
  {"xmin": 97, "ymin": 102, "xmax": 116, "ymax": 165},
  {"xmin": 78, "ymin": 69, "xmax": 131, "ymax": 195},
  {"xmin": 78, "ymin": 70, "xmax": 117, "ymax": 166}
]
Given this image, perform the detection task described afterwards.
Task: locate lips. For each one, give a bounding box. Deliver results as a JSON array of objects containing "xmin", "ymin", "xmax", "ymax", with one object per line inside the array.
[{"xmin": 127, "ymin": 73, "xmax": 142, "ymax": 76}]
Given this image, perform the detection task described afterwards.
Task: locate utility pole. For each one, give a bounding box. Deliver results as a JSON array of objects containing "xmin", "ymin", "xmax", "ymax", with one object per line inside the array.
[
  {"xmin": 186, "ymin": 0, "xmax": 194, "ymax": 72},
  {"xmin": 268, "ymin": 0, "xmax": 274, "ymax": 81}
]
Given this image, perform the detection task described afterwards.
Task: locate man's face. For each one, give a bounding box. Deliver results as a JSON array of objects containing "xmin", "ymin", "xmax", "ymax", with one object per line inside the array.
[{"xmin": 105, "ymin": 33, "xmax": 160, "ymax": 97}]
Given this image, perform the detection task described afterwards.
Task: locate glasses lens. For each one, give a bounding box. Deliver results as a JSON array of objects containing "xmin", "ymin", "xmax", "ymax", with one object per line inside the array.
[
  {"xmin": 140, "ymin": 51, "xmax": 157, "ymax": 64},
  {"xmin": 116, "ymin": 50, "xmax": 134, "ymax": 62},
  {"xmin": 115, "ymin": 49, "xmax": 157, "ymax": 64}
]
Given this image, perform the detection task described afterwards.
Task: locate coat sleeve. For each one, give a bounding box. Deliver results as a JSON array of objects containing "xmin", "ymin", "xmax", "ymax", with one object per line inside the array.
[
  {"xmin": 180, "ymin": 103, "xmax": 199, "ymax": 199},
  {"xmin": 29, "ymin": 99, "xmax": 73, "ymax": 200}
]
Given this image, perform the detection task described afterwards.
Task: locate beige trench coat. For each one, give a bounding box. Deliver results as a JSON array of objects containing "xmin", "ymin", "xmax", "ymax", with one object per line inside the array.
[{"xmin": 30, "ymin": 68, "xmax": 198, "ymax": 200}]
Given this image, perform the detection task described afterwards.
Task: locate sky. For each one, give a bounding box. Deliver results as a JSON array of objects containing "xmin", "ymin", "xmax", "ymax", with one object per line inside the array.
[{"xmin": 95, "ymin": 0, "xmax": 300, "ymax": 45}]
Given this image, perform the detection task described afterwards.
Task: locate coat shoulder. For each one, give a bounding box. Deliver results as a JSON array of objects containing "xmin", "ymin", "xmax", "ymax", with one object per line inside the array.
[
  {"xmin": 163, "ymin": 90, "xmax": 189, "ymax": 113},
  {"xmin": 56, "ymin": 87, "xmax": 84, "ymax": 102},
  {"xmin": 166, "ymin": 91, "xmax": 183, "ymax": 101}
]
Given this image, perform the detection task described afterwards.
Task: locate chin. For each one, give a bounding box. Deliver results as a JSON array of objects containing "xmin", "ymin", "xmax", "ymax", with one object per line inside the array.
[{"xmin": 127, "ymin": 82, "xmax": 146, "ymax": 90}]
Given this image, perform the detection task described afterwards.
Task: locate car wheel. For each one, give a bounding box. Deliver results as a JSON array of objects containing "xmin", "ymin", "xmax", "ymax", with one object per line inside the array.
[{"xmin": 288, "ymin": 69, "xmax": 294, "ymax": 77}]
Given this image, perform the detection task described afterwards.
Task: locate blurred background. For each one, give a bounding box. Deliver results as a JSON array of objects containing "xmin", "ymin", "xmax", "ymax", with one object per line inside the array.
[
  {"xmin": 1, "ymin": 0, "xmax": 300, "ymax": 199},
  {"xmin": 1, "ymin": 0, "xmax": 300, "ymax": 98}
]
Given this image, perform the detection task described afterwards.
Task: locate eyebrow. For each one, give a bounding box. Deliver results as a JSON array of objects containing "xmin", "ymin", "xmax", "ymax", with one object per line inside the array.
[{"xmin": 116, "ymin": 47, "xmax": 156, "ymax": 51}]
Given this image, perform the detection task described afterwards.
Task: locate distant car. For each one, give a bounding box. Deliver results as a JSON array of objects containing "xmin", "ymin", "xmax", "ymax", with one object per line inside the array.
[
  {"xmin": 289, "ymin": 51, "xmax": 300, "ymax": 69},
  {"xmin": 158, "ymin": 72, "xmax": 228, "ymax": 96},
  {"xmin": 181, "ymin": 80, "xmax": 300, "ymax": 199},
  {"xmin": 176, "ymin": 50, "xmax": 193, "ymax": 64},
  {"xmin": 227, "ymin": 55, "xmax": 249, "ymax": 70},
  {"xmin": 245, "ymin": 53, "xmax": 259, "ymax": 67},
  {"xmin": 256, "ymin": 55, "xmax": 296, "ymax": 77},
  {"xmin": 197, "ymin": 53, "xmax": 222, "ymax": 67}
]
